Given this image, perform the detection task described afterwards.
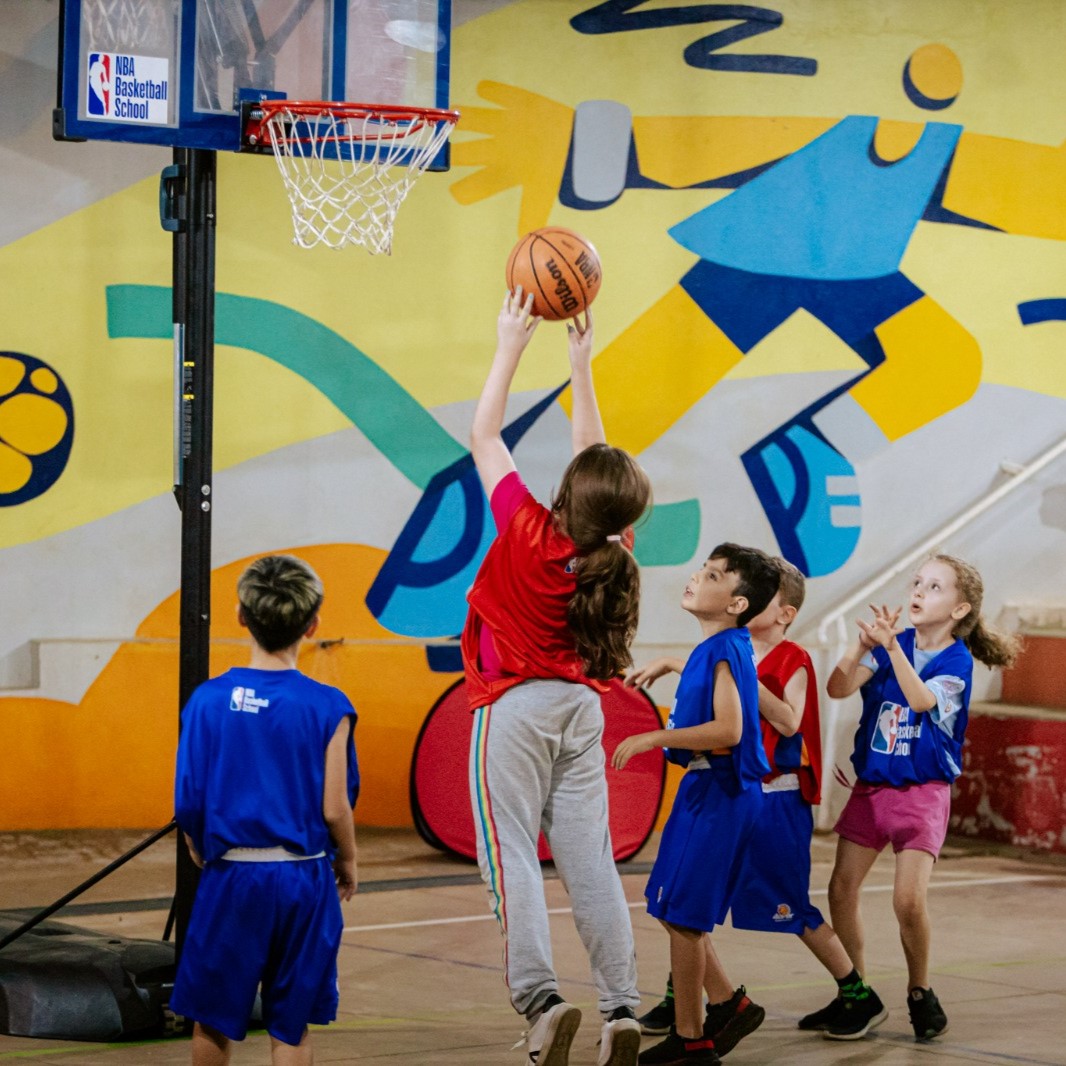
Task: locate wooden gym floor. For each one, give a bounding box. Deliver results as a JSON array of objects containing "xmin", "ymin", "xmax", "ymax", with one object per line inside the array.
[{"xmin": 0, "ymin": 827, "xmax": 1063, "ymax": 1064}]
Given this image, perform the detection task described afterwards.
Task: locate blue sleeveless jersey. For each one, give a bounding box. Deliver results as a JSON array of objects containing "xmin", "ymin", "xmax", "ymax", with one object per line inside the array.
[
  {"xmin": 666, "ymin": 627, "xmax": 770, "ymax": 788},
  {"xmin": 175, "ymin": 667, "xmax": 359, "ymax": 864},
  {"xmin": 850, "ymin": 629, "xmax": 972, "ymax": 785}
]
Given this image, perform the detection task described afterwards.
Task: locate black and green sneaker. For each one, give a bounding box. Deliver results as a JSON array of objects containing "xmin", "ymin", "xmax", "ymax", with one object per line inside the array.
[
  {"xmin": 638, "ymin": 994, "xmax": 675, "ymax": 1036},
  {"xmin": 797, "ymin": 996, "xmax": 847, "ymax": 1031},
  {"xmin": 823, "ymin": 986, "xmax": 888, "ymax": 1040},
  {"xmin": 908, "ymin": 986, "xmax": 948, "ymax": 1040}
]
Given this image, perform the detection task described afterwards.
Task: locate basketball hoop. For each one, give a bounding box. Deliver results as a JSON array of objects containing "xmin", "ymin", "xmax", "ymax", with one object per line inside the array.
[{"xmin": 243, "ymin": 100, "xmax": 459, "ymax": 253}]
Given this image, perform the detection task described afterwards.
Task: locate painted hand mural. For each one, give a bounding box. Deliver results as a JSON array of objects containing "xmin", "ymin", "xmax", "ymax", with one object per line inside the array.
[{"xmin": 452, "ymin": 41, "xmax": 1066, "ymax": 576}]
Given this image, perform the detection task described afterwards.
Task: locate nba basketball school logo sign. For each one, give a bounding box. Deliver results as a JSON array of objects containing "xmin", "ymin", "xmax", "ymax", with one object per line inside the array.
[
  {"xmin": 871, "ymin": 701, "xmax": 922, "ymax": 757},
  {"xmin": 87, "ymin": 52, "xmax": 169, "ymax": 123}
]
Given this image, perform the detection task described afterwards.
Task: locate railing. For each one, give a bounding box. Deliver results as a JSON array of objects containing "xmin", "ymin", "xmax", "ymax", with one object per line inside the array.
[{"xmin": 803, "ymin": 432, "xmax": 1066, "ymax": 827}]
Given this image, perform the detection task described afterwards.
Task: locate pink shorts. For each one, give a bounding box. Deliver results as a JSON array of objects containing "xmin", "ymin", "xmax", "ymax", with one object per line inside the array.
[{"xmin": 834, "ymin": 780, "xmax": 951, "ymax": 859}]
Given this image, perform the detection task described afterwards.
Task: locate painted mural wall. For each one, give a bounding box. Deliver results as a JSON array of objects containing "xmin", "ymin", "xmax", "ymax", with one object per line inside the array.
[{"xmin": 2, "ymin": 0, "xmax": 1066, "ymax": 831}]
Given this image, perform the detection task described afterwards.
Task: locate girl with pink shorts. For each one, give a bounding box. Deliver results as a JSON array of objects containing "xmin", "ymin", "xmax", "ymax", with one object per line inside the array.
[{"xmin": 823, "ymin": 555, "xmax": 1018, "ymax": 1043}]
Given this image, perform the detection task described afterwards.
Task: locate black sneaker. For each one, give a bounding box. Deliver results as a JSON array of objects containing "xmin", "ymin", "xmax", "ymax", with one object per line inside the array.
[
  {"xmin": 823, "ymin": 987, "xmax": 888, "ymax": 1040},
  {"xmin": 908, "ymin": 986, "xmax": 948, "ymax": 1040},
  {"xmin": 638, "ymin": 1029, "xmax": 720, "ymax": 1065},
  {"xmin": 703, "ymin": 986, "xmax": 764, "ymax": 1056},
  {"xmin": 637, "ymin": 996, "xmax": 675, "ymax": 1036},
  {"xmin": 797, "ymin": 996, "xmax": 847, "ymax": 1031}
]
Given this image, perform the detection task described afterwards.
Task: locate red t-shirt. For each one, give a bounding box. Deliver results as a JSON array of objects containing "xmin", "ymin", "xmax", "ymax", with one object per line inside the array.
[
  {"xmin": 461, "ymin": 472, "xmax": 611, "ymax": 711},
  {"xmin": 758, "ymin": 640, "xmax": 823, "ymax": 805}
]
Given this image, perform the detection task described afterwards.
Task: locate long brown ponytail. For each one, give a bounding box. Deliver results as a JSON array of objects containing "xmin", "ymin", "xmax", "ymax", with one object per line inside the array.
[
  {"xmin": 552, "ymin": 444, "xmax": 652, "ymax": 679},
  {"xmin": 934, "ymin": 554, "xmax": 1021, "ymax": 669}
]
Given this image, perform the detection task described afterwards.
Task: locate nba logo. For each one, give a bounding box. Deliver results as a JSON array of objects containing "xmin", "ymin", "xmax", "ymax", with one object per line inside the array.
[
  {"xmin": 872, "ymin": 701, "xmax": 904, "ymax": 754},
  {"xmin": 87, "ymin": 53, "xmax": 111, "ymax": 116},
  {"xmin": 229, "ymin": 686, "xmax": 245, "ymax": 712}
]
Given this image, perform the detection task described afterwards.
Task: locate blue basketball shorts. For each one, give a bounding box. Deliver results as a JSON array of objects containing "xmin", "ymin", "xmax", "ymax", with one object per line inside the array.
[
  {"xmin": 645, "ymin": 763, "xmax": 763, "ymax": 933},
  {"xmin": 170, "ymin": 857, "xmax": 343, "ymax": 1045},
  {"xmin": 729, "ymin": 786, "xmax": 825, "ymax": 934}
]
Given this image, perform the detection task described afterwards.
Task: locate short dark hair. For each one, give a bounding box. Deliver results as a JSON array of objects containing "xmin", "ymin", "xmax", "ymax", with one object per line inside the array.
[
  {"xmin": 237, "ymin": 555, "xmax": 323, "ymax": 653},
  {"xmin": 773, "ymin": 556, "xmax": 806, "ymax": 613},
  {"xmin": 708, "ymin": 543, "xmax": 781, "ymax": 627}
]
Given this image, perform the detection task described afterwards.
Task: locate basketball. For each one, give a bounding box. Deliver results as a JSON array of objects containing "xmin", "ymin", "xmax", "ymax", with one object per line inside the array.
[{"xmin": 505, "ymin": 227, "xmax": 602, "ymax": 321}]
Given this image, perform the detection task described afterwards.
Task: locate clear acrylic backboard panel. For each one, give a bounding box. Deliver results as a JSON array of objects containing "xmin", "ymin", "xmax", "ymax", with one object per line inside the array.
[{"xmin": 55, "ymin": 0, "xmax": 452, "ymax": 160}]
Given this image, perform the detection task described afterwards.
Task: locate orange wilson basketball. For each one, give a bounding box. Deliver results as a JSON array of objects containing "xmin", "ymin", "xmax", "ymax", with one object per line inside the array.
[{"xmin": 505, "ymin": 227, "xmax": 602, "ymax": 321}]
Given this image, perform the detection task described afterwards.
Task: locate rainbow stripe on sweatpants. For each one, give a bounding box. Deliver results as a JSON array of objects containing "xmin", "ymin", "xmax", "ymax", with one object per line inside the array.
[{"xmin": 472, "ymin": 706, "xmax": 507, "ymax": 935}]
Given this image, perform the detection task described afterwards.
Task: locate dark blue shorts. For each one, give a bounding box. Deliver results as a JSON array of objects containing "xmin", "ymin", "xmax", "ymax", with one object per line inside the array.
[
  {"xmin": 680, "ymin": 259, "xmax": 923, "ymax": 354},
  {"xmin": 730, "ymin": 787, "xmax": 825, "ymax": 934},
  {"xmin": 645, "ymin": 764, "xmax": 763, "ymax": 932},
  {"xmin": 170, "ymin": 858, "xmax": 343, "ymax": 1045}
]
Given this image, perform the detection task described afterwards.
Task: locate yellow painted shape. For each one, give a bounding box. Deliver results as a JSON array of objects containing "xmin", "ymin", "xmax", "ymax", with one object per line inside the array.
[
  {"xmin": 907, "ymin": 43, "xmax": 963, "ymax": 103},
  {"xmin": 30, "ymin": 367, "xmax": 59, "ymax": 393},
  {"xmin": 0, "ymin": 442, "xmax": 32, "ymax": 493},
  {"xmin": 946, "ymin": 133, "xmax": 1066, "ymax": 240},
  {"xmin": 558, "ymin": 285, "xmax": 743, "ymax": 455},
  {"xmin": 632, "ymin": 115, "xmax": 834, "ymax": 188},
  {"xmin": 0, "ymin": 544, "xmax": 458, "ymax": 830},
  {"xmin": 903, "ymin": 222, "xmax": 1066, "ymax": 399},
  {"xmin": 725, "ymin": 309, "xmax": 867, "ymax": 380},
  {"xmin": 851, "ymin": 295, "xmax": 981, "ymax": 440},
  {"xmin": 0, "ymin": 393, "xmax": 68, "ymax": 454},
  {"xmin": 872, "ymin": 119, "xmax": 925, "ymax": 162},
  {"xmin": 0, "ymin": 355, "xmax": 26, "ymax": 394}
]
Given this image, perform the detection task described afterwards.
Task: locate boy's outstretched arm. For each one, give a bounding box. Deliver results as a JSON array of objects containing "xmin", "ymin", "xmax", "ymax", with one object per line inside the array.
[
  {"xmin": 470, "ymin": 289, "xmax": 541, "ymax": 498},
  {"xmin": 324, "ymin": 719, "xmax": 358, "ymax": 901},
  {"xmin": 566, "ymin": 308, "xmax": 606, "ymax": 454},
  {"xmin": 624, "ymin": 655, "xmax": 686, "ymax": 688},
  {"xmin": 613, "ymin": 661, "xmax": 742, "ymax": 769}
]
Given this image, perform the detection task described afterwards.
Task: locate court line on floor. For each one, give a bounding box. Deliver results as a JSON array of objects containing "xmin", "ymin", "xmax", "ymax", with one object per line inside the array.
[{"xmin": 342, "ymin": 873, "xmax": 1059, "ymax": 933}]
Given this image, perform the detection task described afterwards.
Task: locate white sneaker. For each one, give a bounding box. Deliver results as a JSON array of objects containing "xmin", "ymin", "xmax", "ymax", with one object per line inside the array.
[
  {"xmin": 518, "ymin": 1000, "xmax": 582, "ymax": 1066},
  {"xmin": 598, "ymin": 1014, "xmax": 641, "ymax": 1066}
]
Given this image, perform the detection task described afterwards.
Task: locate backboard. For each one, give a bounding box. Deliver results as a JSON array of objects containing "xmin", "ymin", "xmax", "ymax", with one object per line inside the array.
[{"xmin": 54, "ymin": 0, "xmax": 452, "ymax": 163}]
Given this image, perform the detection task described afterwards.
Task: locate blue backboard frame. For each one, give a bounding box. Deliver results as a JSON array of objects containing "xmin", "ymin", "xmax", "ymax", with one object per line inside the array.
[{"xmin": 54, "ymin": 0, "xmax": 453, "ymax": 166}]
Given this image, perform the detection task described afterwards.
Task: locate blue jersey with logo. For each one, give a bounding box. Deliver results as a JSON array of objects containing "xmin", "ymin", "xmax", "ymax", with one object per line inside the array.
[
  {"xmin": 666, "ymin": 627, "xmax": 770, "ymax": 788},
  {"xmin": 175, "ymin": 667, "xmax": 359, "ymax": 864},
  {"xmin": 850, "ymin": 629, "xmax": 972, "ymax": 786}
]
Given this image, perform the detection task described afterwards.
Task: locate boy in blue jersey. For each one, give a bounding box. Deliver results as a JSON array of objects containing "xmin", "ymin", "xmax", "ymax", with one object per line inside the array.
[
  {"xmin": 613, "ymin": 544, "xmax": 779, "ymax": 1066},
  {"xmin": 629, "ymin": 559, "xmax": 880, "ymax": 1046},
  {"xmin": 171, "ymin": 554, "xmax": 359, "ymax": 1066}
]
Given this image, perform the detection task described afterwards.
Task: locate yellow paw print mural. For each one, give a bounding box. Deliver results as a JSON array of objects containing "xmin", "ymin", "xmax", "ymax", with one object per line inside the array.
[{"xmin": 0, "ymin": 352, "xmax": 74, "ymax": 506}]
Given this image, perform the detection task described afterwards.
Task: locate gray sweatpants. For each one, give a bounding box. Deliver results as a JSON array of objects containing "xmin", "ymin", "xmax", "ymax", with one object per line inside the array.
[{"xmin": 469, "ymin": 679, "xmax": 639, "ymax": 1019}]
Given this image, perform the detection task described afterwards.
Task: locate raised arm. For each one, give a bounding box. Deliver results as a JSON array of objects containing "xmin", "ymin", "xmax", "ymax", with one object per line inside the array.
[
  {"xmin": 324, "ymin": 718, "xmax": 358, "ymax": 901},
  {"xmin": 566, "ymin": 308, "xmax": 605, "ymax": 454},
  {"xmin": 826, "ymin": 634, "xmax": 876, "ymax": 699},
  {"xmin": 858, "ymin": 605, "xmax": 938, "ymax": 713},
  {"xmin": 469, "ymin": 289, "xmax": 541, "ymax": 497}
]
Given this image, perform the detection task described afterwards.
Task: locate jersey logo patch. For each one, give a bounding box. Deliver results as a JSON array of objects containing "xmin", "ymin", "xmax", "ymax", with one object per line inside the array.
[
  {"xmin": 871, "ymin": 700, "xmax": 921, "ymax": 755},
  {"xmin": 773, "ymin": 903, "xmax": 794, "ymax": 922},
  {"xmin": 229, "ymin": 686, "xmax": 270, "ymax": 714}
]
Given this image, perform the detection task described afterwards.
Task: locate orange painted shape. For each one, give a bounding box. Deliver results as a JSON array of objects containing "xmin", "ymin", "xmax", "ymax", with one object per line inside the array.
[{"xmin": 0, "ymin": 544, "xmax": 459, "ymax": 831}]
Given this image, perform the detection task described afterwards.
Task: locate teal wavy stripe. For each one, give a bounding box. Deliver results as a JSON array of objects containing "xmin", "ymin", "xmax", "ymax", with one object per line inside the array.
[
  {"xmin": 105, "ymin": 284, "xmax": 700, "ymax": 565},
  {"xmin": 105, "ymin": 284, "xmax": 463, "ymax": 489}
]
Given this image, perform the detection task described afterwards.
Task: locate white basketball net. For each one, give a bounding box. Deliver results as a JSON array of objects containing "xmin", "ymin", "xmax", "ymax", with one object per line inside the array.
[{"xmin": 259, "ymin": 104, "xmax": 457, "ymax": 253}]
